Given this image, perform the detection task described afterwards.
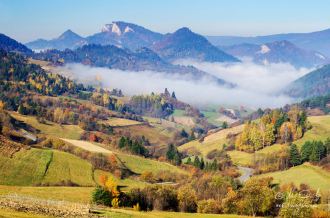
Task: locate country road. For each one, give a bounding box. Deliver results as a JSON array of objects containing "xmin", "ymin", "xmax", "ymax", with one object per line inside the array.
[{"xmin": 237, "ymin": 166, "xmax": 253, "ymax": 182}]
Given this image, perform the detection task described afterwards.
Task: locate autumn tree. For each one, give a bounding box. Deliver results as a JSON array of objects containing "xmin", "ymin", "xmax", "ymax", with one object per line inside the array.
[
  {"xmin": 141, "ymin": 170, "xmax": 154, "ymax": 182},
  {"xmin": 177, "ymin": 184, "xmax": 198, "ymax": 212},
  {"xmin": 109, "ymin": 154, "xmax": 117, "ymax": 165},
  {"xmin": 280, "ymin": 122, "xmax": 293, "ymax": 144},
  {"xmin": 279, "ymin": 193, "xmax": 312, "ymax": 218},
  {"xmin": 99, "ymin": 173, "xmax": 108, "ymax": 185}
]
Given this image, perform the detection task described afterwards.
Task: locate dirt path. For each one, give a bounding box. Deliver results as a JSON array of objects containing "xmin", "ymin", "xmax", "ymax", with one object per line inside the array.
[{"xmin": 61, "ymin": 139, "xmax": 112, "ymax": 154}]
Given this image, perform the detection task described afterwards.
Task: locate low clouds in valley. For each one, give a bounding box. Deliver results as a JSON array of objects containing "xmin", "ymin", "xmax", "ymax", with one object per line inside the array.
[{"xmin": 60, "ymin": 60, "xmax": 313, "ymax": 109}]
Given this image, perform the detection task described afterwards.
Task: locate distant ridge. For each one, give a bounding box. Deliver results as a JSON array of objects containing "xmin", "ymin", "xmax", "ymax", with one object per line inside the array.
[
  {"xmin": 219, "ymin": 40, "xmax": 329, "ymax": 68},
  {"xmin": 150, "ymin": 27, "xmax": 240, "ymax": 63}
]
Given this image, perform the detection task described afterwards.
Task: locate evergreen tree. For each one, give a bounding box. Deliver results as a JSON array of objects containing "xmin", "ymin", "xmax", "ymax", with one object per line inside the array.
[
  {"xmin": 166, "ymin": 143, "xmax": 175, "ymax": 160},
  {"xmin": 173, "ymin": 152, "xmax": 182, "ymax": 165},
  {"xmin": 211, "ymin": 159, "xmax": 218, "ymax": 171},
  {"xmin": 301, "ymin": 141, "xmax": 312, "ymax": 162},
  {"xmin": 199, "ymin": 157, "xmax": 205, "ymax": 170},
  {"xmin": 299, "ymin": 109, "xmax": 307, "ymax": 128},
  {"xmin": 289, "ymin": 144, "xmax": 301, "ymax": 167},
  {"xmin": 18, "ymin": 105, "xmax": 26, "ymax": 115},
  {"xmin": 325, "ymin": 137, "xmax": 330, "ymax": 155},
  {"xmin": 171, "ymin": 91, "xmax": 176, "ymax": 99},
  {"xmin": 118, "ymin": 136, "xmax": 125, "ymax": 148},
  {"xmin": 132, "ymin": 140, "xmax": 141, "ymax": 155},
  {"xmin": 186, "ymin": 157, "xmax": 192, "ymax": 165},
  {"xmin": 190, "ymin": 131, "xmax": 195, "ymax": 141},
  {"xmin": 257, "ymin": 108, "xmax": 263, "ymax": 117},
  {"xmin": 193, "ymin": 156, "xmax": 200, "ymax": 168},
  {"xmin": 222, "ymin": 144, "xmax": 227, "ymax": 150},
  {"xmin": 181, "ymin": 129, "xmax": 188, "ymax": 138},
  {"xmin": 222, "ymin": 121, "xmax": 228, "ymax": 129}
]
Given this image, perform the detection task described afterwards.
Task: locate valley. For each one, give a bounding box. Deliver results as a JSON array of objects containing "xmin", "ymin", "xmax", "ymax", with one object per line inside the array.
[{"xmin": 0, "ymin": 4, "xmax": 330, "ymax": 217}]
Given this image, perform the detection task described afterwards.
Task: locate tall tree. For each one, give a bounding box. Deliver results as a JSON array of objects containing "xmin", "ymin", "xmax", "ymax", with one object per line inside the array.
[{"xmin": 289, "ymin": 144, "xmax": 301, "ymax": 167}]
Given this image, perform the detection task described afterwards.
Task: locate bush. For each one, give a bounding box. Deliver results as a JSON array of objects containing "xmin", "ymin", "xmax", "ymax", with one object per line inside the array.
[
  {"xmin": 141, "ymin": 170, "xmax": 154, "ymax": 182},
  {"xmin": 197, "ymin": 199, "xmax": 222, "ymax": 214}
]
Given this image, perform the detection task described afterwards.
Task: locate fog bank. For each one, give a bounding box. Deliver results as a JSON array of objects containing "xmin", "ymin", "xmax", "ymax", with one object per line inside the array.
[{"xmin": 59, "ymin": 60, "xmax": 313, "ymax": 108}]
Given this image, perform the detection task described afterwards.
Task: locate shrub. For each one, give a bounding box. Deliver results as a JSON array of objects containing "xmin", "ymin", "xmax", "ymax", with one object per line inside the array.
[
  {"xmin": 197, "ymin": 199, "xmax": 222, "ymax": 214},
  {"xmin": 141, "ymin": 170, "xmax": 154, "ymax": 182}
]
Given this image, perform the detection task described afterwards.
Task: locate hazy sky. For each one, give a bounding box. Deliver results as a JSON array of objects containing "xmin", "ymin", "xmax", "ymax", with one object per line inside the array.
[{"xmin": 1, "ymin": 0, "xmax": 330, "ymax": 43}]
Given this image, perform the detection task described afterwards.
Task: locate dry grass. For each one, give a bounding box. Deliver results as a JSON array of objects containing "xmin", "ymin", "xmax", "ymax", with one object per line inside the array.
[
  {"xmin": 204, "ymin": 124, "xmax": 244, "ymax": 144},
  {"xmin": 100, "ymin": 118, "xmax": 142, "ymax": 127},
  {"xmin": 173, "ymin": 116, "xmax": 195, "ymax": 127},
  {"xmin": 0, "ymin": 185, "xmax": 94, "ymax": 203},
  {"xmin": 61, "ymin": 139, "xmax": 113, "ymax": 154},
  {"xmin": 216, "ymin": 115, "xmax": 238, "ymax": 124},
  {"xmin": 116, "ymin": 125, "xmax": 172, "ymax": 145},
  {"xmin": 9, "ymin": 112, "xmax": 83, "ymax": 140}
]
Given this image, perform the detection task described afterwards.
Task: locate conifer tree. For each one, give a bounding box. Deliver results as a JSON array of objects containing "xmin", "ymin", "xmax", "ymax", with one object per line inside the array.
[{"xmin": 289, "ymin": 144, "xmax": 301, "ymax": 166}]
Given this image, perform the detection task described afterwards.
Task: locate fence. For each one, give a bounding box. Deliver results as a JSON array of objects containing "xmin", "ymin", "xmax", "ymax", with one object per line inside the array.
[{"xmin": 0, "ymin": 192, "xmax": 104, "ymax": 212}]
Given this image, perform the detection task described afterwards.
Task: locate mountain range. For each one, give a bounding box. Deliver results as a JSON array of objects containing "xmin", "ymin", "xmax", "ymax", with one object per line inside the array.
[
  {"xmin": 26, "ymin": 22, "xmax": 164, "ymax": 51},
  {"xmin": 219, "ymin": 40, "xmax": 328, "ymax": 68},
  {"xmin": 150, "ymin": 27, "xmax": 240, "ymax": 63},
  {"xmin": 206, "ymin": 28, "xmax": 330, "ymax": 57},
  {"xmin": 25, "ymin": 29, "xmax": 83, "ymax": 51},
  {"xmin": 30, "ymin": 44, "xmax": 233, "ymax": 87}
]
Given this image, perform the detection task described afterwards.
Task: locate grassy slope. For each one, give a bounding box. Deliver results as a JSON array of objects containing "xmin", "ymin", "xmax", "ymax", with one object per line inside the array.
[
  {"xmin": 178, "ymin": 124, "xmax": 244, "ymax": 157},
  {"xmin": 99, "ymin": 117, "xmax": 142, "ymax": 126},
  {"xmin": 257, "ymin": 163, "xmax": 330, "ymax": 191},
  {"xmin": 227, "ymin": 115, "xmax": 330, "ymax": 165},
  {"xmin": 116, "ymin": 125, "xmax": 172, "ymax": 145},
  {"xmin": 201, "ymin": 111, "xmax": 223, "ymax": 127},
  {"xmin": 43, "ymin": 150, "xmax": 95, "ymax": 186},
  {"xmin": 0, "ymin": 147, "xmax": 95, "ymax": 187},
  {"xmin": 0, "ymin": 147, "xmax": 52, "ymax": 186},
  {"xmin": 116, "ymin": 153, "xmax": 188, "ymax": 175},
  {"xmin": 227, "ymin": 144, "xmax": 287, "ymax": 166},
  {"xmin": 9, "ymin": 112, "xmax": 83, "ymax": 140},
  {"xmin": 293, "ymin": 115, "xmax": 330, "ymax": 149}
]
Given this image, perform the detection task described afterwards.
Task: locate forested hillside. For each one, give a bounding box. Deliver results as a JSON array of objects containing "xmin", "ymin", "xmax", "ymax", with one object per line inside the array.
[{"xmin": 284, "ymin": 64, "xmax": 330, "ymax": 98}]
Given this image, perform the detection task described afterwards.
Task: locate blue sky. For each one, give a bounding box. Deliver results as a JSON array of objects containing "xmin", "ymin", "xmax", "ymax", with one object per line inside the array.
[{"xmin": 1, "ymin": 0, "xmax": 330, "ymax": 43}]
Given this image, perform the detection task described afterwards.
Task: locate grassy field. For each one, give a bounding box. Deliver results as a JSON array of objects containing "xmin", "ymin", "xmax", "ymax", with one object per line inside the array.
[
  {"xmin": 100, "ymin": 118, "xmax": 142, "ymax": 127},
  {"xmin": 43, "ymin": 150, "xmax": 95, "ymax": 186},
  {"xmin": 0, "ymin": 209, "xmax": 54, "ymax": 218},
  {"xmin": 116, "ymin": 125, "xmax": 172, "ymax": 145},
  {"xmin": 257, "ymin": 163, "xmax": 330, "ymax": 191},
  {"xmin": 227, "ymin": 144, "xmax": 287, "ymax": 165},
  {"xmin": 201, "ymin": 111, "xmax": 223, "ymax": 127},
  {"xmin": 105, "ymin": 209, "xmax": 255, "ymax": 218},
  {"xmin": 0, "ymin": 185, "xmax": 94, "ymax": 203},
  {"xmin": 293, "ymin": 115, "xmax": 330, "ymax": 149},
  {"xmin": 0, "ymin": 147, "xmax": 52, "ymax": 186},
  {"xmin": 9, "ymin": 112, "xmax": 83, "ymax": 140},
  {"xmin": 178, "ymin": 124, "xmax": 244, "ymax": 157},
  {"xmin": 0, "ymin": 147, "xmax": 97, "ymax": 187},
  {"xmin": 0, "ymin": 207, "xmax": 255, "ymax": 218},
  {"xmin": 171, "ymin": 109, "xmax": 185, "ymax": 117},
  {"xmin": 116, "ymin": 153, "xmax": 188, "ymax": 176}
]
